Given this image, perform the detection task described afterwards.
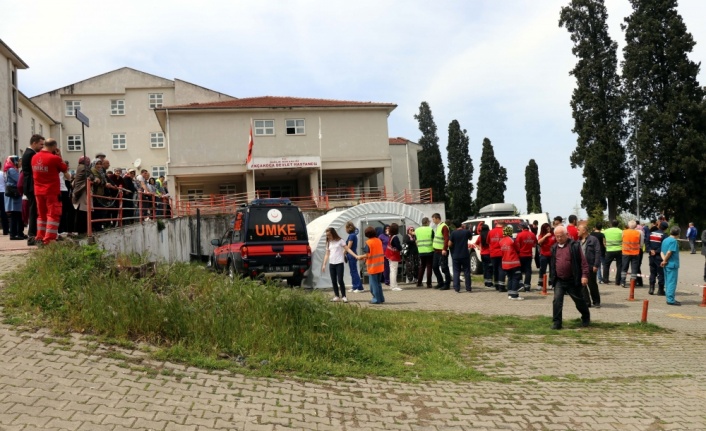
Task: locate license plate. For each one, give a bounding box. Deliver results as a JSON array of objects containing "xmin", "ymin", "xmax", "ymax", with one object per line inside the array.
[{"xmin": 271, "ymin": 266, "xmax": 290, "ymax": 272}]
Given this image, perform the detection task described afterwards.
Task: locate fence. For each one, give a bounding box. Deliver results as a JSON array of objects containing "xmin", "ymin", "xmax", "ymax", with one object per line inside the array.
[{"xmin": 86, "ymin": 184, "xmax": 173, "ymax": 237}]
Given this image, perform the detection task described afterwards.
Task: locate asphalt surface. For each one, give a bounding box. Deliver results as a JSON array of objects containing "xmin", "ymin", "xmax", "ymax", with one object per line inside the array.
[{"xmin": 1, "ymin": 234, "xmax": 705, "ymax": 430}]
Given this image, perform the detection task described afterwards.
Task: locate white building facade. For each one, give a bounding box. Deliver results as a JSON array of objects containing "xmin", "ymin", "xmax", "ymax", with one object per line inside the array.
[
  {"xmin": 154, "ymin": 96, "xmax": 402, "ymax": 205},
  {"xmin": 0, "ymin": 39, "xmax": 29, "ymax": 157},
  {"xmin": 30, "ymin": 67, "xmax": 235, "ymax": 176}
]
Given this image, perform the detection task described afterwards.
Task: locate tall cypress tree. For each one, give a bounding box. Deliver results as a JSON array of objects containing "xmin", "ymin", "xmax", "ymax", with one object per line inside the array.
[
  {"xmin": 559, "ymin": 0, "xmax": 631, "ymax": 221},
  {"xmin": 446, "ymin": 120, "xmax": 474, "ymax": 221},
  {"xmin": 474, "ymin": 138, "xmax": 507, "ymax": 214},
  {"xmin": 414, "ymin": 102, "xmax": 446, "ymax": 203},
  {"xmin": 621, "ymin": 0, "xmax": 706, "ymax": 224},
  {"xmin": 524, "ymin": 159, "xmax": 542, "ymax": 213}
]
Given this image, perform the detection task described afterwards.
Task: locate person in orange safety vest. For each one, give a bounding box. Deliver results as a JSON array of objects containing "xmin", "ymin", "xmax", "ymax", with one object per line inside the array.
[{"xmin": 620, "ymin": 220, "xmax": 643, "ymax": 288}]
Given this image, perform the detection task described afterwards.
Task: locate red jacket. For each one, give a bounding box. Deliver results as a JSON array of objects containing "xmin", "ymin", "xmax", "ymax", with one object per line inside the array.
[
  {"xmin": 567, "ymin": 224, "xmax": 579, "ymax": 241},
  {"xmin": 488, "ymin": 226, "xmax": 504, "ymax": 258},
  {"xmin": 539, "ymin": 233, "xmax": 556, "ymax": 257},
  {"xmin": 31, "ymin": 150, "xmax": 68, "ymax": 196},
  {"xmin": 515, "ymin": 230, "xmax": 537, "ymax": 257},
  {"xmin": 500, "ymin": 237, "xmax": 520, "ymax": 270}
]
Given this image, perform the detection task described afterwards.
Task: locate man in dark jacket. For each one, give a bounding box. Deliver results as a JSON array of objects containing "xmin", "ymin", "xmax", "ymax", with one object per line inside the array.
[
  {"xmin": 21, "ymin": 134, "xmax": 44, "ymax": 245},
  {"xmin": 550, "ymin": 225, "xmax": 590, "ymax": 330},
  {"xmin": 579, "ymin": 224, "xmax": 602, "ymax": 308}
]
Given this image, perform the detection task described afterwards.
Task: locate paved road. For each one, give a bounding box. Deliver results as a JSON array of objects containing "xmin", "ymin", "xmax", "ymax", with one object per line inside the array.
[{"xmin": 1, "ymin": 235, "xmax": 705, "ymax": 430}]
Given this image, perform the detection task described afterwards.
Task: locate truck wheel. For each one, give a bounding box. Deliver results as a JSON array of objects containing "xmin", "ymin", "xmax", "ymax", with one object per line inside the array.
[
  {"xmin": 286, "ymin": 276, "xmax": 302, "ymax": 288},
  {"xmin": 228, "ymin": 260, "xmax": 237, "ymax": 281},
  {"xmin": 470, "ymin": 252, "xmax": 483, "ymax": 275}
]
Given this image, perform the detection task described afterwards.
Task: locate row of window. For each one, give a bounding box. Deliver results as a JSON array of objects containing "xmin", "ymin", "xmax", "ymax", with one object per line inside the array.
[
  {"xmin": 65, "ymin": 94, "xmax": 164, "ymax": 117},
  {"xmin": 254, "ymin": 119, "xmax": 306, "ymax": 136},
  {"xmin": 65, "ymin": 132, "xmax": 165, "ymax": 152}
]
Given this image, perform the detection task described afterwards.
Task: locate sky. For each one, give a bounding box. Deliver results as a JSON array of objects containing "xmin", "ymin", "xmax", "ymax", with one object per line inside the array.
[{"xmin": 2, "ymin": 0, "xmax": 705, "ymax": 220}]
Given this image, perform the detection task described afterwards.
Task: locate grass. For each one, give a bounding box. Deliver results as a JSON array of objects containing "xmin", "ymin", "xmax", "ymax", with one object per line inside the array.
[{"xmin": 0, "ymin": 243, "xmax": 666, "ymax": 382}]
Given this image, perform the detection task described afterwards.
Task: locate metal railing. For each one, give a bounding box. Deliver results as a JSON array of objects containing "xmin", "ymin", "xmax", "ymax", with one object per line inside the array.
[{"xmin": 86, "ymin": 183, "xmax": 173, "ymax": 237}]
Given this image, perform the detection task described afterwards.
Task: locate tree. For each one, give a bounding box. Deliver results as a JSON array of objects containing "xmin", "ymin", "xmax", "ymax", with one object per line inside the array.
[
  {"xmin": 414, "ymin": 102, "xmax": 446, "ymax": 203},
  {"xmin": 559, "ymin": 0, "xmax": 632, "ymax": 221},
  {"xmin": 474, "ymin": 138, "xmax": 507, "ymax": 214},
  {"xmin": 446, "ymin": 120, "xmax": 474, "ymax": 221},
  {"xmin": 621, "ymin": 0, "xmax": 706, "ymax": 226},
  {"xmin": 524, "ymin": 159, "xmax": 542, "ymax": 213}
]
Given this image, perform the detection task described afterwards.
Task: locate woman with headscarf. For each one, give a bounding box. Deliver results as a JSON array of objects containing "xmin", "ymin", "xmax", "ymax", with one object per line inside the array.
[
  {"xmin": 72, "ymin": 156, "xmax": 92, "ymax": 234},
  {"xmin": 402, "ymin": 226, "xmax": 419, "ymax": 283},
  {"xmin": 3, "ymin": 156, "xmax": 26, "ymax": 240}
]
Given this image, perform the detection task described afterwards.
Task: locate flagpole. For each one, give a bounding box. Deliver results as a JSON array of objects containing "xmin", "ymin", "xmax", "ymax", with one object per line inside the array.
[
  {"xmin": 251, "ymin": 118, "xmax": 256, "ymax": 199},
  {"xmin": 318, "ymin": 116, "xmax": 322, "ymax": 198}
]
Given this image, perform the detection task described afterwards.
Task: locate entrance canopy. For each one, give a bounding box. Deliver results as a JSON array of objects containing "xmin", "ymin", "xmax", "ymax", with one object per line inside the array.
[{"xmin": 306, "ymin": 202, "xmax": 426, "ymax": 289}]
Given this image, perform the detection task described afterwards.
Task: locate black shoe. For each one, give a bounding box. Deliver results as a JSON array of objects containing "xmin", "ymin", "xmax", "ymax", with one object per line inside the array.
[
  {"xmin": 667, "ymin": 301, "xmax": 681, "ymax": 306},
  {"xmin": 657, "ymin": 289, "xmax": 665, "ymax": 296},
  {"xmin": 434, "ymin": 285, "xmax": 443, "ymax": 289},
  {"xmin": 10, "ymin": 236, "xmax": 24, "ymax": 241},
  {"xmin": 648, "ymin": 285, "xmax": 655, "ymax": 295},
  {"xmin": 27, "ymin": 237, "xmax": 35, "ymax": 246},
  {"xmin": 581, "ymin": 320, "xmax": 590, "ymax": 327},
  {"xmin": 439, "ymin": 286, "xmax": 450, "ymax": 291},
  {"xmin": 466, "ymin": 288, "xmax": 472, "ymax": 292},
  {"xmin": 551, "ymin": 324, "xmax": 562, "ymax": 330},
  {"xmin": 499, "ymin": 287, "xmax": 507, "ymax": 292},
  {"xmin": 426, "ymin": 284, "xmax": 432, "ymax": 288},
  {"xmin": 593, "ymin": 304, "xmax": 601, "ymax": 309}
]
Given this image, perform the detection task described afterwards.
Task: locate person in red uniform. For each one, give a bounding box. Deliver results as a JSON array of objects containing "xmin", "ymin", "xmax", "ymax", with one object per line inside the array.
[
  {"xmin": 537, "ymin": 223, "xmax": 556, "ymax": 288},
  {"xmin": 31, "ymin": 139, "xmax": 68, "ymax": 245},
  {"xmin": 567, "ymin": 215, "xmax": 580, "ymax": 241},
  {"xmin": 500, "ymin": 225, "xmax": 523, "ymax": 300},
  {"xmin": 515, "ymin": 222, "xmax": 537, "ymax": 292},
  {"xmin": 488, "ymin": 221, "xmax": 506, "ymax": 292}
]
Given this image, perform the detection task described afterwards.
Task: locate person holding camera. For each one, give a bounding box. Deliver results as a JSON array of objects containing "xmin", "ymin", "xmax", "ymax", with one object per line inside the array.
[{"xmin": 31, "ymin": 139, "xmax": 68, "ymax": 245}]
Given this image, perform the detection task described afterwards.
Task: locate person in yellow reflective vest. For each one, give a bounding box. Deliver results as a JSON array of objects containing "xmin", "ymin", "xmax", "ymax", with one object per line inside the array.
[
  {"xmin": 602, "ymin": 220, "xmax": 623, "ymax": 286},
  {"xmin": 431, "ymin": 213, "xmax": 451, "ymax": 290},
  {"xmin": 415, "ymin": 217, "xmax": 434, "ymax": 288}
]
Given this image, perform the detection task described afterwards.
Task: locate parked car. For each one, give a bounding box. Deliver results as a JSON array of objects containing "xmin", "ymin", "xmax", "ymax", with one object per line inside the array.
[
  {"xmin": 209, "ymin": 198, "xmax": 311, "ymax": 286},
  {"xmin": 462, "ymin": 215, "xmax": 524, "ymax": 274}
]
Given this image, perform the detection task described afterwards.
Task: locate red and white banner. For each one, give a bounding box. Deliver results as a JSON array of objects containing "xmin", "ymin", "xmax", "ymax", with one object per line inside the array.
[{"xmin": 247, "ymin": 156, "xmax": 321, "ymax": 170}]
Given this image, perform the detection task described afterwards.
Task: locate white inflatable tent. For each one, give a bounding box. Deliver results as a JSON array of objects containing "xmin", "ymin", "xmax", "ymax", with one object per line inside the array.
[{"xmin": 306, "ymin": 202, "xmax": 427, "ymax": 289}]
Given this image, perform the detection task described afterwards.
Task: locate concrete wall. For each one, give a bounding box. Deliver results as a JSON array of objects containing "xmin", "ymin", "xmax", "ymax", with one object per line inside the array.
[{"xmin": 93, "ymin": 204, "xmax": 445, "ymax": 264}]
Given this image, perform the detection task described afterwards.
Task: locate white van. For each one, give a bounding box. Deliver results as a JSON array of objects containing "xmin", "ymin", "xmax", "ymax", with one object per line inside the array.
[{"xmin": 461, "ymin": 215, "xmax": 524, "ymax": 274}]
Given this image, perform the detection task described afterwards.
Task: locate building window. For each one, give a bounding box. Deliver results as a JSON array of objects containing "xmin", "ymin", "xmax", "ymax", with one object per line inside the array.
[
  {"xmin": 112, "ymin": 133, "xmax": 127, "ymax": 150},
  {"xmin": 65, "ymin": 100, "xmax": 81, "ymax": 116},
  {"xmin": 152, "ymin": 166, "xmax": 166, "ymax": 178},
  {"xmin": 186, "ymin": 189, "xmax": 204, "ymax": 201},
  {"xmin": 31, "ymin": 118, "xmax": 35, "ymax": 134},
  {"xmin": 148, "ymin": 93, "xmax": 163, "ymax": 109},
  {"xmin": 254, "ymin": 120, "xmax": 275, "ymax": 136},
  {"xmin": 39, "ymin": 124, "xmax": 43, "ymax": 136},
  {"xmin": 18, "ymin": 108, "xmax": 22, "ymax": 117},
  {"xmin": 67, "ymin": 135, "xmax": 83, "ymax": 152},
  {"xmin": 285, "ymin": 119, "xmax": 305, "ymax": 135},
  {"xmin": 111, "ymin": 99, "xmax": 125, "ymax": 115},
  {"xmin": 219, "ymin": 184, "xmax": 237, "ymax": 195},
  {"xmin": 150, "ymin": 132, "xmax": 165, "ymax": 148}
]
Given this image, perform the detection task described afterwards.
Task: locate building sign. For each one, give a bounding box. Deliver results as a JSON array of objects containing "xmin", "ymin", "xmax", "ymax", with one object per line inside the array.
[{"xmin": 247, "ymin": 156, "xmax": 321, "ymax": 170}]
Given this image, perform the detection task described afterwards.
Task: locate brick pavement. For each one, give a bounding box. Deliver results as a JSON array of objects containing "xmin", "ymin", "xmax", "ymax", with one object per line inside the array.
[{"xmin": 1, "ymin": 235, "xmax": 705, "ymax": 430}]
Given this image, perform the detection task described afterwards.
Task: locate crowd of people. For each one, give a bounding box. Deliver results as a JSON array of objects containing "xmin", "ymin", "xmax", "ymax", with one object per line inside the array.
[
  {"xmin": 320, "ymin": 211, "xmax": 700, "ymax": 330},
  {"xmin": 0, "ymin": 134, "xmax": 171, "ymax": 245}
]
